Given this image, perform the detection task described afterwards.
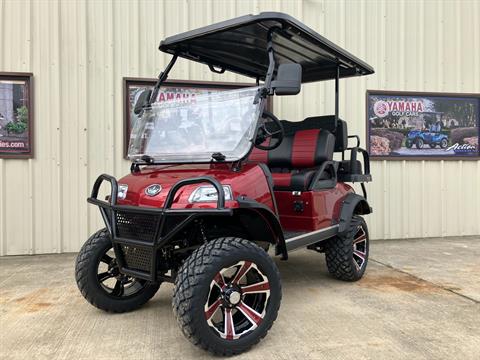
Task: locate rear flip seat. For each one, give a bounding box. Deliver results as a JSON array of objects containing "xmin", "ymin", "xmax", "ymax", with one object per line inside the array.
[{"xmin": 249, "ymin": 128, "xmax": 335, "ymax": 191}]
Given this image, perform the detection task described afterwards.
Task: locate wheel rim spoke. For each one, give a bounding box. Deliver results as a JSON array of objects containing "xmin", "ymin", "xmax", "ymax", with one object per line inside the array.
[
  {"xmin": 97, "ymin": 271, "xmax": 113, "ymax": 283},
  {"xmin": 101, "ymin": 254, "xmax": 113, "ymax": 264},
  {"xmin": 213, "ymin": 272, "xmax": 225, "ymax": 289},
  {"xmin": 224, "ymin": 308, "xmax": 235, "ymax": 340},
  {"xmin": 205, "ymin": 298, "xmax": 222, "ymax": 321},
  {"xmin": 353, "ymin": 249, "xmax": 366, "ymax": 260},
  {"xmin": 111, "ymin": 280, "xmax": 124, "ymax": 297},
  {"xmin": 237, "ymin": 301, "xmax": 263, "ymax": 326},
  {"xmin": 232, "ymin": 261, "xmax": 252, "ymax": 285},
  {"xmin": 353, "ymin": 235, "xmax": 366, "ymax": 244},
  {"xmin": 241, "ymin": 280, "xmax": 270, "ymax": 294}
]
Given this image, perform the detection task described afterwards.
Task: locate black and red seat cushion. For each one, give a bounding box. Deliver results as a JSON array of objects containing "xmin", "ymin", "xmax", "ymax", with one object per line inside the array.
[{"xmin": 249, "ymin": 129, "xmax": 335, "ymax": 191}]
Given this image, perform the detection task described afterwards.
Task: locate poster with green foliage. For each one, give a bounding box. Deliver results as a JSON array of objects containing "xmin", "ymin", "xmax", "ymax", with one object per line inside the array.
[
  {"xmin": 0, "ymin": 74, "xmax": 33, "ymax": 158},
  {"xmin": 367, "ymin": 91, "xmax": 479, "ymax": 159}
]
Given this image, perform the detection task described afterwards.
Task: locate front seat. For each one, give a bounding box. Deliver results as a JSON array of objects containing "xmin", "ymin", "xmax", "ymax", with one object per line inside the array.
[{"xmin": 249, "ymin": 128, "xmax": 335, "ymax": 191}]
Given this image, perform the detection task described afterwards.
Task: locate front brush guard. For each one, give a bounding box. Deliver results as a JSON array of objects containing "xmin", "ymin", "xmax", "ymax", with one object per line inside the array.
[{"xmin": 87, "ymin": 174, "xmax": 232, "ymax": 282}]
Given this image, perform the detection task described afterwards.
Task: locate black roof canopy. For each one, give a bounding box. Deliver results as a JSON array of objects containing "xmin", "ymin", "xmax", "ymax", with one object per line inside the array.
[{"xmin": 159, "ymin": 12, "xmax": 374, "ymax": 83}]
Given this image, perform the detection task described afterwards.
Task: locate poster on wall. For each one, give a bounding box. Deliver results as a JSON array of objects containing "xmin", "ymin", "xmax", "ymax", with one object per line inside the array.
[
  {"xmin": 123, "ymin": 78, "xmax": 268, "ymax": 159},
  {"xmin": 0, "ymin": 73, "xmax": 34, "ymax": 158},
  {"xmin": 367, "ymin": 90, "xmax": 480, "ymax": 160}
]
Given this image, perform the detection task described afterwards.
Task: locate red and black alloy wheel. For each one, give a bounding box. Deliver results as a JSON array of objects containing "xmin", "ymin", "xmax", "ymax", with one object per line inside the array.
[
  {"xmin": 204, "ymin": 261, "xmax": 271, "ymax": 340},
  {"xmin": 352, "ymin": 225, "xmax": 368, "ymax": 272},
  {"xmin": 325, "ymin": 216, "xmax": 369, "ymax": 281},
  {"xmin": 173, "ymin": 237, "xmax": 281, "ymax": 356}
]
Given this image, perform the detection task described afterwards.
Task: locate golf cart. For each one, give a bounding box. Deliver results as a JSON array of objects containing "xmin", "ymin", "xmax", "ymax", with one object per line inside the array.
[
  {"xmin": 75, "ymin": 13, "xmax": 374, "ymax": 355},
  {"xmin": 405, "ymin": 112, "xmax": 448, "ymax": 149}
]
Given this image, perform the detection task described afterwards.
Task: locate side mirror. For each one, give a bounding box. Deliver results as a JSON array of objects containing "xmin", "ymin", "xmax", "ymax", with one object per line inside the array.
[
  {"xmin": 271, "ymin": 63, "xmax": 302, "ymax": 95},
  {"xmin": 133, "ymin": 89, "xmax": 152, "ymax": 115}
]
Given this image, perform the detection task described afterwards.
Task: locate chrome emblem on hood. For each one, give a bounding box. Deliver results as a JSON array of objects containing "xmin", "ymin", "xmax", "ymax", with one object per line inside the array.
[{"xmin": 145, "ymin": 184, "xmax": 162, "ymax": 197}]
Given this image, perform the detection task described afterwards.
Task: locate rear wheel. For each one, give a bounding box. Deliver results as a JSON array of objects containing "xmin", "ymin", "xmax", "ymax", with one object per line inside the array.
[
  {"xmin": 172, "ymin": 237, "xmax": 281, "ymax": 356},
  {"xmin": 325, "ymin": 216, "xmax": 369, "ymax": 281},
  {"xmin": 405, "ymin": 140, "xmax": 413, "ymax": 148},
  {"xmin": 429, "ymin": 143, "xmax": 437, "ymax": 148},
  {"xmin": 75, "ymin": 228, "xmax": 160, "ymax": 313},
  {"xmin": 415, "ymin": 138, "xmax": 424, "ymax": 149}
]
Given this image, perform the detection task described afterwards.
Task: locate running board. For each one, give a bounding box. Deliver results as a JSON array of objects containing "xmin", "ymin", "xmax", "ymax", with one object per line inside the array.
[{"xmin": 285, "ymin": 225, "xmax": 339, "ymax": 252}]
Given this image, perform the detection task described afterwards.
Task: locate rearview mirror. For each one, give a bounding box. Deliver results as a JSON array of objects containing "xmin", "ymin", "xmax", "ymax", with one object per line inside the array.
[
  {"xmin": 272, "ymin": 63, "xmax": 302, "ymax": 95},
  {"xmin": 133, "ymin": 89, "xmax": 152, "ymax": 115}
]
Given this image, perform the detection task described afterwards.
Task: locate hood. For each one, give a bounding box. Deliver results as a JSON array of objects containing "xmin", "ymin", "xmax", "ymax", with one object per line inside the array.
[{"xmin": 116, "ymin": 163, "xmax": 236, "ymax": 208}]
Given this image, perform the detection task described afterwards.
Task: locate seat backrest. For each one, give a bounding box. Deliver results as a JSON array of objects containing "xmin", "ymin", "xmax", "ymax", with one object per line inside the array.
[
  {"xmin": 249, "ymin": 129, "xmax": 335, "ymax": 169},
  {"xmin": 283, "ymin": 116, "xmax": 348, "ymax": 152}
]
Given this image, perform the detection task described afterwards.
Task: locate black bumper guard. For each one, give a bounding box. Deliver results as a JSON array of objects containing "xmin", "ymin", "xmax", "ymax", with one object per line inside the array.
[{"xmin": 87, "ymin": 174, "xmax": 232, "ymax": 282}]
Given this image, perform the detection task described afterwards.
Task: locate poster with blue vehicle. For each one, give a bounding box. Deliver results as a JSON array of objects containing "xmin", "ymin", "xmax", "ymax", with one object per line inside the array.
[{"xmin": 366, "ymin": 91, "xmax": 479, "ymax": 159}]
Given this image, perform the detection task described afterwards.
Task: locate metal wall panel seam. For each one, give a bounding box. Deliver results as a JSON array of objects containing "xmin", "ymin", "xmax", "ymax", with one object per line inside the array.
[
  {"xmin": 0, "ymin": 0, "xmax": 5, "ymax": 256},
  {"xmin": 27, "ymin": 0, "xmax": 34, "ymax": 254},
  {"xmin": 77, "ymin": 0, "xmax": 90, "ymax": 246},
  {"xmin": 53, "ymin": 0, "xmax": 63, "ymax": 253},
  {"xmin": 382, "ymin": 160, "xmax": 388, "ymax": 239},
  {"xmin": 458, "ymin": 160, "xmax": 463, "ymax": 236},
  {"xmin": 105, "ymin": 0, "xmax": 115, "ymax": 179},
  {"xmin": 399, "ymin": 0, "xmax": 406, "ymax": 239},
  {"xmin": 421, "ymin": 160, "xmax": 426, "ymax": 237},
  {"xmin": 441, "ymin": 160, "xmax": 446, "ymax": 237},
  {"xmin": 478, "ymin": 161, "xmax": 480, "ymax": 236},
  {"xmin": 401, "ymin": 160, "xmax": 406, "ymax": 237}
]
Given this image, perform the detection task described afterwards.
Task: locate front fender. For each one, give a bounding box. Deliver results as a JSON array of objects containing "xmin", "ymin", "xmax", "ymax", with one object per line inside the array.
[
  {"xmin": 236, "ymin": 197, "xmax": 288, "ymax": 260},
  {"xmin": 338, "ymin": 193, "xmax": 372, "ymax": 234}
]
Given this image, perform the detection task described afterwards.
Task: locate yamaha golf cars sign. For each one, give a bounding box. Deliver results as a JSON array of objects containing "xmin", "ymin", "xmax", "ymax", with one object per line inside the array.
[{"xmin": 367, "ymin": 90, "xmax": 480, "ymax": 160}]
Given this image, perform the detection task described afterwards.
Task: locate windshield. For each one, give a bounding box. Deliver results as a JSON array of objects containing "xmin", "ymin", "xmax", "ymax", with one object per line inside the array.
[{"xmin": 128, "ymin": 87, "xmax": 261, "ymax": 163}]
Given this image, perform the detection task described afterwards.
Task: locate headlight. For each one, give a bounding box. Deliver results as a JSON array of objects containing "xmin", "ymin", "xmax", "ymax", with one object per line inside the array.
[
  {"xmin": 118, "ymin": 184, "xmax": 128, "ymax": 200},
  {"xmin": 188, "ymin": 185, "xmax": 233, "ymax": 203}
]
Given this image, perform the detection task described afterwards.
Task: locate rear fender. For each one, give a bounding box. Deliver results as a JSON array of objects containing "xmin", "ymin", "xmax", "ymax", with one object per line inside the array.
[{"xmin": 338, "ymin": 193, "xmax": 372, "ymax": 234}]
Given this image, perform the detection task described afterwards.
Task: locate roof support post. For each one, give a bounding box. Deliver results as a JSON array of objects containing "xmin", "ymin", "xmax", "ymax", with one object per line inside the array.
[
  {"xmin": 334, "ymin": 63, "xmax": 339, "ymax": 129},
  {"xmin": 150, "ymin": 54, "xmax": 178, "ymax": 104},
  {"xmin": 264, "ymin": 28, "xmax": 278, "ymax": 93}
]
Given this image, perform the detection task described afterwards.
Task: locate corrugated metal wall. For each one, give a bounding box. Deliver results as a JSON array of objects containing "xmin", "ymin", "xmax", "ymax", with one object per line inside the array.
[{"xmin": 0, "ymin": 0, "xmax": 479, "ymax": 255}]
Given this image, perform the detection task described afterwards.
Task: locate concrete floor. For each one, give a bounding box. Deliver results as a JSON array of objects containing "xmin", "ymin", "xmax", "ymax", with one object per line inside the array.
[{"xmin": 0, "ymin": 237, "xmax": 479, "ymax": 360}]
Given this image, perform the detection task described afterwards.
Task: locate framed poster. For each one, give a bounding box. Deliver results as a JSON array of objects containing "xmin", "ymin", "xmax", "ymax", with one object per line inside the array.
[
  {"xmin": 123, "ymin": 78, "xmax": 271, "ymax": 159},
  {"xmin": 0, "ymin": 72, "xmax": 34, "ymax": 158},
  {"xmin": 367, "ymin": 90, "xmax": 480, "ymax": 160}
]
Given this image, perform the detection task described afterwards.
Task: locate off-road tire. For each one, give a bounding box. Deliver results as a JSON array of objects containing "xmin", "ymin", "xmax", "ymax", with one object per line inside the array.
[
  {"xmin": 429, "ymin": 143, "xmax": 437, "ymax": 148},
  {"xmin": 75, "ymin": 228, "xmax": 160, "ymax": 313},
  {"xmin": 415, "ymin": 138, "xmax": 424, "ymax": 149},
  {"xmin": 172, "ymin": 237, "xmax": 281, "ymax": 356},
  {"xmin": 440, "ymin": 138, "xmax": 448, "ymax": 149},
  {"xmin": 325, "ymin": 216, "xmax": 369, "ymax": 281},
  {"xmin": 405, "ymin": 140, "xmax": 413, "ymax": 148}
]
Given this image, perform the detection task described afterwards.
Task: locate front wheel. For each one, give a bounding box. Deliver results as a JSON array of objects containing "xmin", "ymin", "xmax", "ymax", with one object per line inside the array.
[
  {"xmin": 325, "ymin": 216, "xmax": 369, "ymax": 281},
  {"xmin": 172, "ymin": 237, "xmax": 281, "ymax": 356},
  {"xmin": 415, "ymin": 138, "xmax": 424, "ymax": 149},
  {"xmin": 440, "ymin": 138, "xmax": 448, "ymax": 148},
  {"xmin": 75, "ymin": 229, "xmax": 160, "ymax": 313},
  {"xmin": 405, "ymin": 139, "xmax": 413, "ymax": 148}
]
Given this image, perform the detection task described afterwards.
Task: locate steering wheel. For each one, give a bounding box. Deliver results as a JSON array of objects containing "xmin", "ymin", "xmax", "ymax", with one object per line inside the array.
[{"xmin": 254, "ymin": 110, "xmax": 285, "ymax": 150}]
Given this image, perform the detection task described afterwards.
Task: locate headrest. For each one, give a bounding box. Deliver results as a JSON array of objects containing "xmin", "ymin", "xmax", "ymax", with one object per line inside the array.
[{"xmin": 283, "ymin": 116, "xmax": 348, "ymax": 152}]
